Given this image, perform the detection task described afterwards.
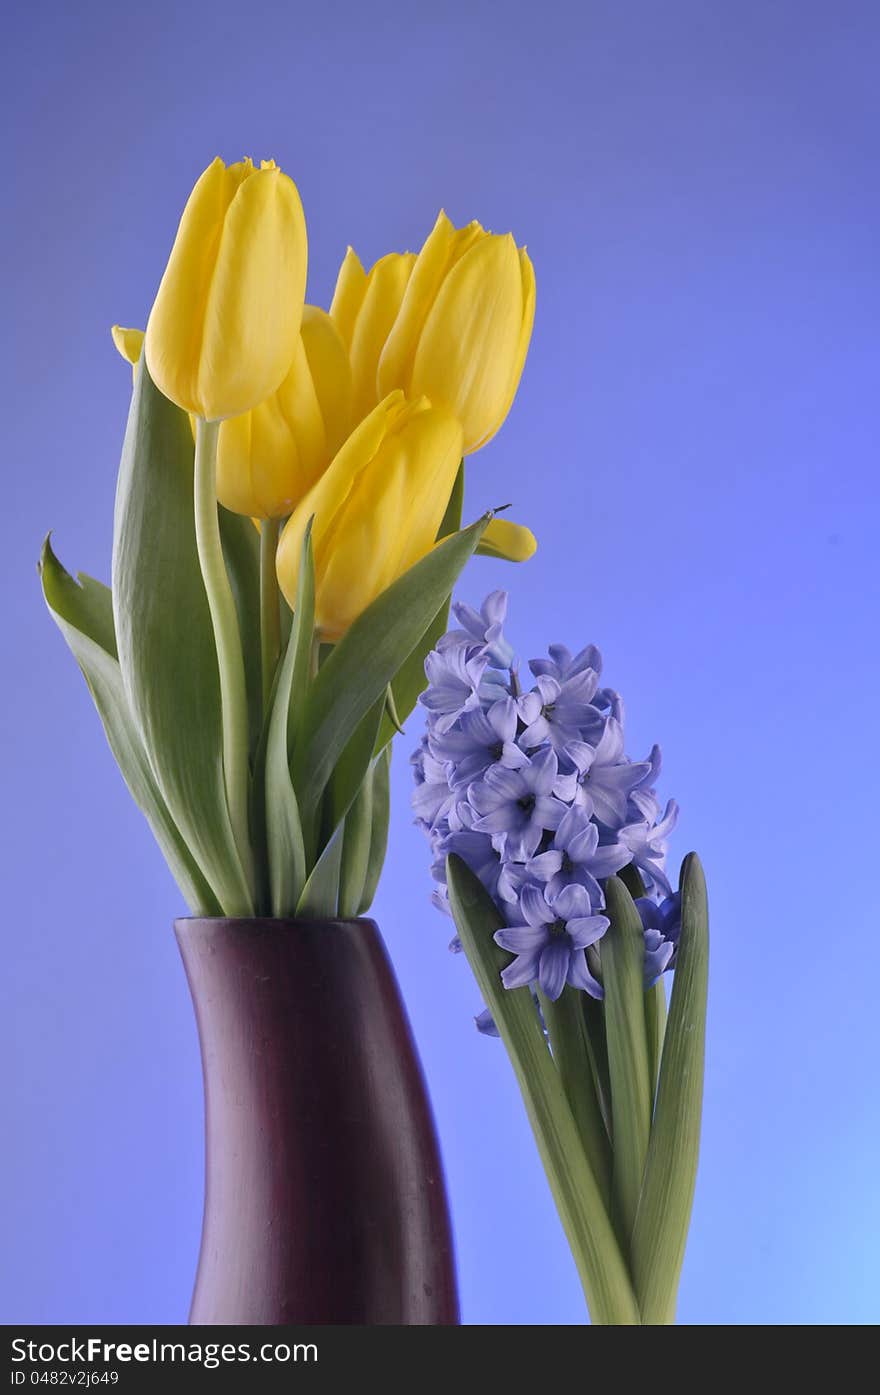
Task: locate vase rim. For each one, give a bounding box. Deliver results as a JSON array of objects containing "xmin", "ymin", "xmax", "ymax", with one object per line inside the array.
[{"xmin": 174, "ymin": 914, "xmax": 379, "ymax": 932}]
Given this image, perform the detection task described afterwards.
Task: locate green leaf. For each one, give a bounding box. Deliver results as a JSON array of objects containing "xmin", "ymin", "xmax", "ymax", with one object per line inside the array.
[
  {"xmin": 337, "ymin": 762, "xmax": 374, "ymax": 918},
  {"xmin": 374, "ymin": 462, "xmax": 466, "ymax": 752},
  {"xmin": 582, "ymin": 992, "xmax": 612, "ymax": 1137},
  {"xmin": 358, "ymin": 745, "xmax": 391, "ymax": 914},
  {"xmin": 631, "ymin": 853, "xmax": 709, "ymax": 1325},
  {"xmin": 111, "ymin": 359, "xmax": 252, "ymax": 915},
  {"xmin": 296, "ymin": 822, "xmax": 344, "ymax": 919},
  {"xmin": 218, "ymin": 506, "xmax": 262, "ymax": 760},
  {"xmin": 292, "ymin": 513, "xmax": 490, "ymax": 819},
  {"xmin": 447, "ymin": 855, "xmax": 640, "ymax": 1325},
  {"xmin": 323, "ymin": 696, "xmax": 385, "ymax": 844},
  {"xmin": 645, "ymin": 980, "xmax": 667, "ymax": 1101},
  {"xmin": 603, "ymin": 876, "xmax": 653, "ymax": 1247},
  {"xmin": 39, "ymin": 538, "xmax": 219, "ymax": 915},
  {"xmin": 619, "ymin": 864, "xmax": 666, "ymax": 1096},
  {"xmin": 539, "ymin": 987, "xmax": 612, "ymax": 1206},
  {"xmin": 264, "ymin": 525, "xmax": 313, "ymax": 917},
  {"xmin": 437, "ymin": 460, "xmax": 465, "ymax": 540}
]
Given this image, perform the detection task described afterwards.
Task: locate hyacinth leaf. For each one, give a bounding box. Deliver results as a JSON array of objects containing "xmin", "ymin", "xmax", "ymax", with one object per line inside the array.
[
  {"xmin": 337, "ymin": 762, "xmax": 374, "ymax": 918},
  {"xmin": 292, "ymin": 512, "xmax": 490, "ymax": 820},
  {"xmin": 111, "ymin": 357, "xmax": 252, "ymax": 915},
  {"xmin": 603, "ymin": 876, "xmax": 653, "ymax": 1247},
  {"xmin": 374, "ymin": 461, "xmax": 465, "ymax": 753},
  {"xmin": 617, "ymin": 862, "xmax": 665, "ymax": 1093},
  {"xmin": 582, "ymin": 992, "xmax": 612, "ymax": 1136},
  {"xmin": 539, "ymin": 987, "xmax": 612, "ymax": 1206},
  {"xmin": 447, "ymin": 854, "xmax": 640, "ymax": 1325},
  {"xmin": 357, "ymin": 746, "xmax": 391, "ymax": 915},
  {"xmin": 296, "ymin": 822, "xmax": 344, "ymax": 918},
  {"xmin": 645, "ymin": 981, "xmax": 667, "ymax": 1100},
  {"xmin": 39, "ymin": 538, "xmax": 219, "ymax": 915},
  {"xmin": 631, "ymin": 853, "xmax": 709, "ymax": 1325},
  {"xmin": 218, "ymin": 505, "xmax": 262, "ymax": 760}
]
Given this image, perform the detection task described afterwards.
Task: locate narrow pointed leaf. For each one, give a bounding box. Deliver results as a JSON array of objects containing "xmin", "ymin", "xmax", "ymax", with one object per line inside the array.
[
  {"xmin": 582, "ymin": 992, "xmax": 613, "ymax": 1137},
  {"xmin": 324, "ymin": 695, "xmax": 385, "ymax": 839},
  {"xmin": 338, "ymin": 763, "xmax": 374, "ymax": 918},
  {"xmin": 293, "ymin": 513, "xmax": 490, "ymax": 817},
  {"xmin": 374, "ymin": 460, "xmax": 464, "ymax": 753},
  {"xmin": 603, "ymin": 876, "xmax": 652, "ymax": 1246},
  {"xmin": 111, "ymin": 359, "xmax": 252, "ymax": 914},
  {"xmin": 40, "ymin": 539, "xmax": 219, "ymax": 915},
  {"xmin": 631, "ymin": 853, "xmax": 709, "ymax": 1325},
  {"xmin": 540, "ymin": 987, "xmax": 612, "ymax": 1206},
  {"xmin": 645, "ymin": 980, "xmax": 667, "ymax": 1101},
  {"xmin": 447, "ymin": 855, "xmax": 640, "ymax": 1325},
  {"xmin": 264, "ymin": 526, "xmax": 313, "ymax": 916},
  {"xmin": 296, "ymin": 822, "xmax": 344, "ymax": 919},
  {"xmin": 357, "ymin": 746, "xmax": 391, "ymax": 914},
  {"xmin": 219, "ymin": 505, "xmax": 262, "ymax": 759}
]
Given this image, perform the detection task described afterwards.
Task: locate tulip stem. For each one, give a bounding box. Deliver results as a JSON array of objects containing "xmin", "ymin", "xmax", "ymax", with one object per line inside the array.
[
  {"xmin": 193, "ymin": 417, "xmax": 254, "ymax": 892},
  {"xmin": 260, "ymin": 516, "xmax": 282, "ymax": 714}
]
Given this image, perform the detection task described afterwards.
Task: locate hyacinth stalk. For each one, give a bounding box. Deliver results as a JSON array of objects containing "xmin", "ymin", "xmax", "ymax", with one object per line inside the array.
[{"xmin": 414, "ymin": 594, "xmax": 709, "ymax": 1323}]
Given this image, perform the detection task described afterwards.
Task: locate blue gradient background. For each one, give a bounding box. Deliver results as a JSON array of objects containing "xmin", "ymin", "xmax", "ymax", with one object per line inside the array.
[{"xmin": 3, "ymin": 0, "xmax": 878, "ymax": 1325}]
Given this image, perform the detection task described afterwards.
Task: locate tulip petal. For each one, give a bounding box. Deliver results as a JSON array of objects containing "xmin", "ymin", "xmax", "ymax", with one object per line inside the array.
[
  {"xmin": 476, "ymin": 517, "xmax": 537, "ymax": 562},
  {"xmin": 471, "ymin": 247, "xmax": 536, "ymax": 452},
  {"xmin": 199, "ymin": 165, "xmax": 307, "ymax": 420},
  {"xmin": 329, "ymin": 245, "xmax": 367, "ymax": 350},
  {"xmin": 377, "ymin": 210, "xmax": 483, "ymax": 397},
  {"xmin": 411, "ymin": 233, "xmax": 524, "ymax": 452},
  {"xmin": 146, "ymin": 157, "xmax": 307, "ymax": 420},
  {"xmin": 349, "ymin": 252, "xmax": 416, "ymax": 423},
  {"xmin": 300, "ymin": 305, "xmax": 352, "ymax": 457},
  {"xmin": 111, "ymin": 324, "xmax": 144, "ymax": 368},
  {"xmin": 276, "ymin": 393, "xmax": 405, "ymax": 623}
]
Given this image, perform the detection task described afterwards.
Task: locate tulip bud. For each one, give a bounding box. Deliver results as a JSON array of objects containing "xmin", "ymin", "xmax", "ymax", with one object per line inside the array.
[
  {"xmin": 276, "ymin": 392, "xmax": 463, "ymax": 639},
  {"xmin": 215, "ymin": 306, "xmax": 352, "ymax": 518},
  {"xmin": 111, "ymin": 325, "xmax": 144, "ymax": 383},
  {"xmin": 145, "ymin": 157, "xmax": 308, "ymax": 421},
  {"xmin": 330, "ymin": 211, "xmax": 535, "ymax": 453}
]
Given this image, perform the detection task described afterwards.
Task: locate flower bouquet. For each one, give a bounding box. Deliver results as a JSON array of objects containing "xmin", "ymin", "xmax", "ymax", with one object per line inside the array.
[
  {"xmin": 39, "ymin": 155, "xmax": 535, "ymax": 1325},
  {"xmin": 39, "ymin": 154, "xmax": 707, "ymax": 1326}
]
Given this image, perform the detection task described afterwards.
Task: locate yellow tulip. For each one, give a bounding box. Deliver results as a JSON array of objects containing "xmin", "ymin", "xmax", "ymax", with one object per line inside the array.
[
  {"xmin": 215, "ymin": 306, "xmax": 352, "ymax": 518},
  {"xmin": 330, "ymin": 211, "xmax": 535, "ymax": 453},
  {"xmin": 276, "ymin": 391, "xmax": 463, "ymax": 639},
  {"xmin": 145, "ymin": 157, "xmax": 307, "ymax": 421},
  {"xmin": 330, "ymin": 248, "xmax": 416, "ymax": 424}
]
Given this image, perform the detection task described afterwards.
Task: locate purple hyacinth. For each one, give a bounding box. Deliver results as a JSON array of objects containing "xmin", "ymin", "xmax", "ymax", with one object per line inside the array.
[
  {"xmin": 636, "ymin": 892, "xmax": 682, "ymax": 986},
  {"xmin": 495, "ymin": 884, "xmax": 608, "ymax": 1001},
  {"xmin": 429, "ymin": 696, "xmax": 524, "ymax": 789},
  {"xmin": 419, "ymin": 644, "xmax": 487, "ymax": 734},
  {"xmin": 555, "ymin": 718, "xmax": 652, "ymax": 827},
  {"xmin": 517, "ymin": 669, "xmax": 603, "ymax": 753},
  {"xmin": 530, "ymin": 642, "xmax": 602, "ymax": 684},
  {"xmin": 526, "ymin": 804, "xmax": 631, "ymax": 904},
  {"xmin": 621, "ymin": 791, "xmax": 679, "ymax": 896},
  {"xmin": 411, "ymin": 591, "xmax": 681, "ymax": 1028},
  {"xmin": 468, "ymin": 748, "xmax": 566, "ymax": 861},
  {"xmin": 447, "ymin": 589, "xmax": 515, "ymax": 669}
]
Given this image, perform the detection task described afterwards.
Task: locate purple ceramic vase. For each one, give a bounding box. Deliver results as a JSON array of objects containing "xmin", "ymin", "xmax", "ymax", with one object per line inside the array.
[{"xmin": 174, "ymin": 916, "xmax": 459, "ymax": 1325}]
